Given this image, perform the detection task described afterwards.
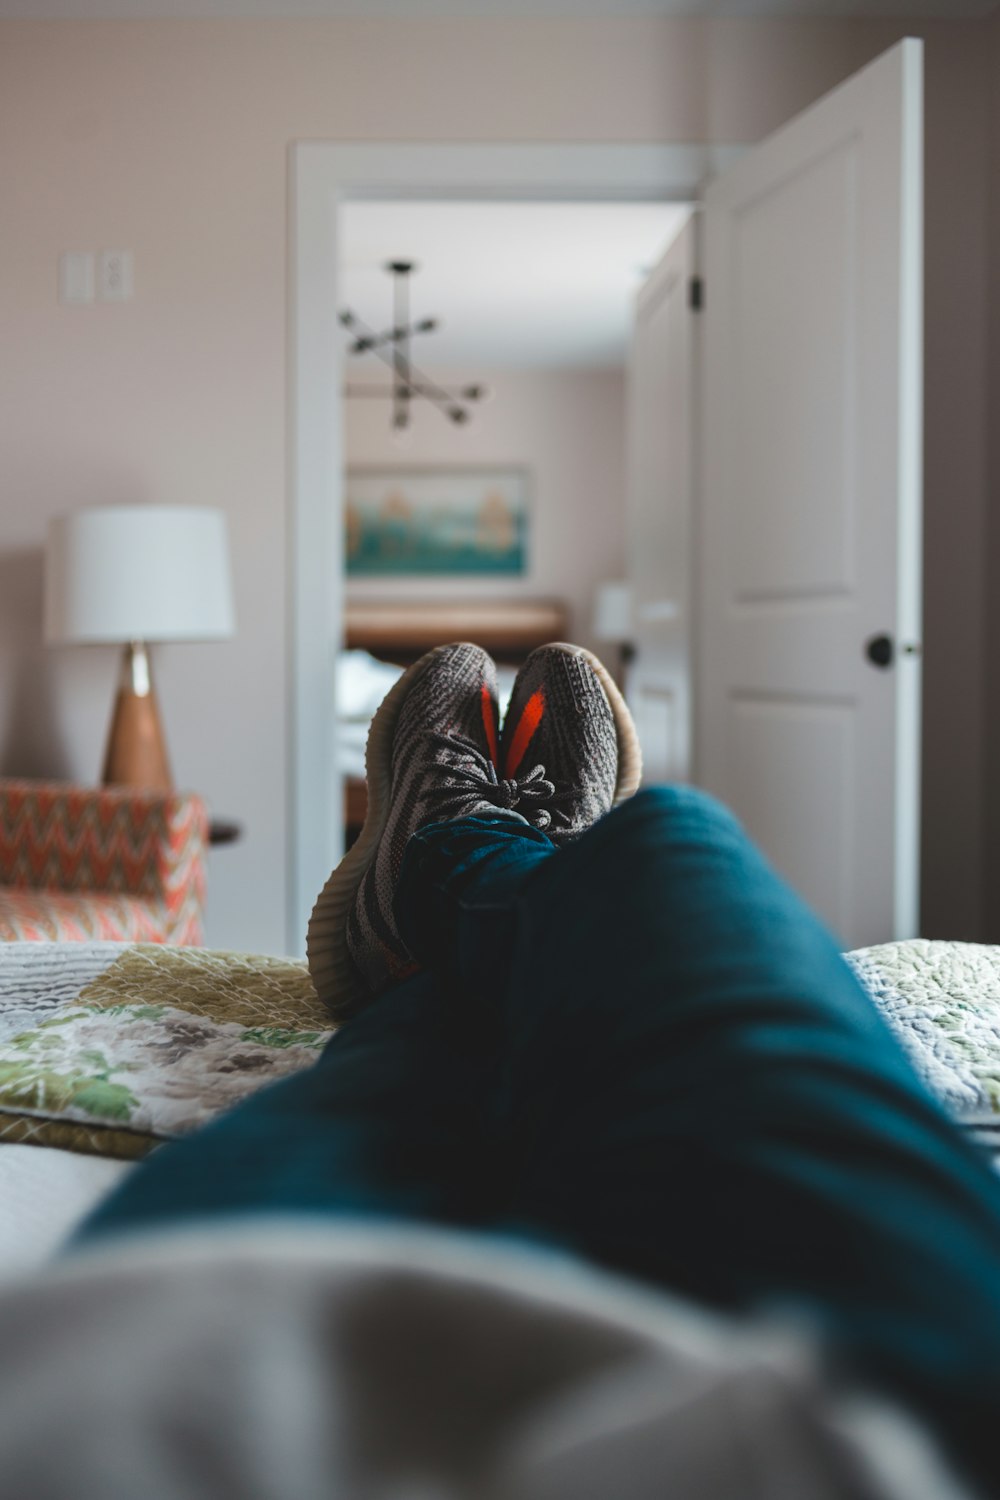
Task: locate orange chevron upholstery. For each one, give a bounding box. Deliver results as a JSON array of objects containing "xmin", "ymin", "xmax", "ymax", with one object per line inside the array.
[{"xmin": 0, "ymin": 780, "xmax": 208, "ymax": 945}]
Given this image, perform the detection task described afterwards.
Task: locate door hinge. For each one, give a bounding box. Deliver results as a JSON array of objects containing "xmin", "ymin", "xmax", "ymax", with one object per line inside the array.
[{"xmin": 688, "ymin": 275, "xmax": 704, "ymax": 311}]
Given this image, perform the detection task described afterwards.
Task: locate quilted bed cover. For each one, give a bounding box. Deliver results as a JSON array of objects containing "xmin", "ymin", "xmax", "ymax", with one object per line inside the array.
[{"xmin": 2, "ymin": 937, "xmax": 1000, "ymax": 1272}]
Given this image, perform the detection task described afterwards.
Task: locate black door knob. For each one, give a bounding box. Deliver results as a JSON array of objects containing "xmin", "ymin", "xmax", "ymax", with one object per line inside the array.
[{"xmin": 865, "ymin": 634, "xmax": 894, "ymax": 669}]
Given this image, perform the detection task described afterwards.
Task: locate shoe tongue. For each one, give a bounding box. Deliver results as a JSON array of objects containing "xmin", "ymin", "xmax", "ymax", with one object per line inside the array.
[
  {"xmin": 503, "ymin": 686, "xmax": 545, "ymax": 779},
  {"xmin": 480, "ymin": 680, "xmax": 500, "ymax": 766}
]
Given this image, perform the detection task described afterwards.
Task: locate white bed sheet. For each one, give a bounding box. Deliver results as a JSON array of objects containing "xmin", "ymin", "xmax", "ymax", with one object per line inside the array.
[{"xmin": 0, "ymin": 1144, "xmax": 132, "ymax": 1279}]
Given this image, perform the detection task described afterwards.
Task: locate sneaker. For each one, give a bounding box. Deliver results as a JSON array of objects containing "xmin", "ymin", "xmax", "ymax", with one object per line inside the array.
[
  {"xmin": 499, "ymin": 642, "xmax": 642, "ymax": 843},
  {"xmin": 308, "ymin": 641, "xmax": 531, "ymax": 1019}
]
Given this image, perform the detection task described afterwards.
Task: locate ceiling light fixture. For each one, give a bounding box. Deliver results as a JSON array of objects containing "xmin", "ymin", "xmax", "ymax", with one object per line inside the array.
[{"xmin": 341, "ymin": 260, "xmax": 488, "ymax": 430}]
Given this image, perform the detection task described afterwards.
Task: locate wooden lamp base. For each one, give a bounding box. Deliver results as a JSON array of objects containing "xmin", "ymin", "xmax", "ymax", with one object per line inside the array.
[{"xmin": 102, "ymin": 641, "xmax": 172, "ymax": 791}]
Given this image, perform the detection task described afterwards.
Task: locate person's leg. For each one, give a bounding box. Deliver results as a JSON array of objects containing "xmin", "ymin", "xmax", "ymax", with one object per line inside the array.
[
  {"xmin": 393, "ymin": 814, "xmax": 556, "ymax": 1006},
  {"xmin": 396, "ymin": 786, "xmax": 1000, "ymax": 1492},
  {"xmin": 76, "ymin": 638, "xmax": 547, "ymax": 1249},
  {"xmin": 74, "ymin": 970, "xmax": 495, "ymax": 1245}
]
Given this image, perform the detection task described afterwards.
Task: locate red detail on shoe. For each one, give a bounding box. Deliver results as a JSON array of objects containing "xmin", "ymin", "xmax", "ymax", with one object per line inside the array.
[
  {"xmin": 383, "ymin": 945, "xmax": 420, "ymax": 983},
  {"xmin": 481, "ymin": 682, "xmax": 500, "ymax": 768},
  {"xmin": 504, "ymin": 688, "xmax": 545, "ymax": 777}
]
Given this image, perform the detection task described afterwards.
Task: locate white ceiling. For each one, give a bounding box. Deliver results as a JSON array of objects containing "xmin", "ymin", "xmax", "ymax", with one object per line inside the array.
[
  {"xmin": 338, "ymin": 200, "xmax": 691, "ymax": 370},
  {"xmin": 0, "ymin": 0, "xmax": 995, "ymax": 16}
]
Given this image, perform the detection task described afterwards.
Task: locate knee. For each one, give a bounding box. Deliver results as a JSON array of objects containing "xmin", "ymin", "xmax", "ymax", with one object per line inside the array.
[
  {"xmin": 565, "ymin": 784, "xmax": 749, "ymax": 880},
  {"xmin": 613, "ymin": 784, "xmax": 743, "ymax": 841}
]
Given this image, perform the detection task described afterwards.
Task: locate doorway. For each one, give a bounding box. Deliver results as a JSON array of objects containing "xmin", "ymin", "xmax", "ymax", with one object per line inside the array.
[
  {"xmin": 289, "ymin": 142, "xmax": 726, "ymax": 952},
  {"xmin": 337, "ymin": 198, "xmax": 689, "ymax": 848}
]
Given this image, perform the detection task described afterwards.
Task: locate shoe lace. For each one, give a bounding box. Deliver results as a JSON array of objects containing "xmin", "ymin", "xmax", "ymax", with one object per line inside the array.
[{"xmin": 427, "ymin": 731, "xmax": 571, "ymax": 831}]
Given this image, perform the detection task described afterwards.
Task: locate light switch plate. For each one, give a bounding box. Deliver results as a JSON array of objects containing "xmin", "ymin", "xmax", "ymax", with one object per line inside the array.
[
  {"xmin": 99, "ymin": 249, "xmax": 133, "ymax": 302},
  {"xmin": 59, "ymin": 251, "xmax": 94, "ymax": 305}
]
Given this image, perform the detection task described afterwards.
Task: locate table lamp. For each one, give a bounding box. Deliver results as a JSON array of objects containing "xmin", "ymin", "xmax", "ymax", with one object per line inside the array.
[{"xmin": 45, "ymin": 505, "xmax": 235, "ymax": 790}]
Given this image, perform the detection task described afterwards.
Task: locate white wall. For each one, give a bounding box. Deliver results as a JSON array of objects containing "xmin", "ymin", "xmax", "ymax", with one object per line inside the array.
[
  {"xmin": 345, "ymin": 368, "xmax": 626, "ymax": 653},
  {"xmin": 0, "ymin": 17, "xmax": 995, "ymax": 949}
]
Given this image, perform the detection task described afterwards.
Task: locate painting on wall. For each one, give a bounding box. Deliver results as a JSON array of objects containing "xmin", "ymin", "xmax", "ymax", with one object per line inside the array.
[{"xmin": 345, "ymin": 468, "xmax": 528, "ymax": 577}]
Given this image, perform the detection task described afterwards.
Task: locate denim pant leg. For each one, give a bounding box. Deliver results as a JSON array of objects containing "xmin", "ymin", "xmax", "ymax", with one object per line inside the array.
[
  {"xmin": 395, "ymin": 814, "xmax": 557, "ymax": 1007},
  {"xmin": 397, "ymin": 786, "xmax": 1000, "ymax": 1492},
  {"xmin": 74, "ymin": 971, "xmax": 494, "ymax": 1245}
]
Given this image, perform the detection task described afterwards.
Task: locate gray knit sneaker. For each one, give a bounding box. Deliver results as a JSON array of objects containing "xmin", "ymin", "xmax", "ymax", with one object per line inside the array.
[
  {"xmin": 308, "ymin": 642, "xmax": 534, "ymax": 1020},
  {"xmin": 498, "ymin": 643, "xmax": 642, "ymax": 844}
]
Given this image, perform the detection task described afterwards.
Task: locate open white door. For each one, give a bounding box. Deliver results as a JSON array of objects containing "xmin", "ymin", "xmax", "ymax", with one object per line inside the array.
[
  {"xmin": 698, "ymin": 39, "xmax": 923, "ymax": 948},
  {"xmin": 626, "ymin": 214, "xmax": 698, "ymax": 784}
]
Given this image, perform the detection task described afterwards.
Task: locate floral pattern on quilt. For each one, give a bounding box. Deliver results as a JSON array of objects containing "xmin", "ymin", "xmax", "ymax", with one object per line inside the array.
[
  {"xmin": 5, "ymin": 937, "xmax": 1000, "ymax": 1163},
  {"xmin": 0, "ymin": 944, "xmax": 333, "ymax": 1158}
]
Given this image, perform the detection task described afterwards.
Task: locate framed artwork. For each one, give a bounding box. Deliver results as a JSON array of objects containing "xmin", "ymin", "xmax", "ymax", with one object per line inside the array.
[{"xmin": 345, "ymin": 467, "xmax": 529, "ymax": 577}]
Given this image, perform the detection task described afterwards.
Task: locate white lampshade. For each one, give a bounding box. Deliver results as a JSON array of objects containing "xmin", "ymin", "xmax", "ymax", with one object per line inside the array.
[
  {"xmin": 592, "ymin": 581, "xmax": 632, "ymax": 644},
  {"xmin": 45, "ymin": 505, "xmax": 236, "ymax": 644}
]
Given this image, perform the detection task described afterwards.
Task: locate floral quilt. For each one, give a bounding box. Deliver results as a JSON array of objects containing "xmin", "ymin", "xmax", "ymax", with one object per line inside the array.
[
  {"xmin": 2, "ymin": 937, "xmax": 1000, "ymax": 1164},
  {"xmin": 848, "ymin": 939, "xmax": 1000, "ymax": 1122},
  {"xmin": 0, "ymin": 943, "xmax": 333, "ymax": 1158}
]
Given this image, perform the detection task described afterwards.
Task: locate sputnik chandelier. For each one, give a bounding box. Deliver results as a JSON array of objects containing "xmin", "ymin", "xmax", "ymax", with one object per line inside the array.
[{"xmin": 341, "ymin": 260, "xmax": 488, "ymax": 431}]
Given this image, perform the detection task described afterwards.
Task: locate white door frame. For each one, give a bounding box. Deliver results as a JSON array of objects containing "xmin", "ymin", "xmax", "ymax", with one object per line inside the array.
[{"xmin": 288, "ymin": 140, "xmax": 740, "ymax": 954}]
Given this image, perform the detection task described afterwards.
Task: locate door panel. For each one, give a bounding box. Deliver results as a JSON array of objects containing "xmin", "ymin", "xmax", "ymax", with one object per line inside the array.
[
  {"xmin": 731, "ymin": 143, "xmax": 858, "ymax": 603},
  {"xmin": 727, "ymin": 694, "xmax": 855, "ymax": 934},
  {"xmin": 699, "ymin": 39, "xmax": 923, "ymax": 948}
]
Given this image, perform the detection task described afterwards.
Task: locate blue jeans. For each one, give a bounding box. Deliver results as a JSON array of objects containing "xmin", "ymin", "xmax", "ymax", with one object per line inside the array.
[{"xmin": 77, "ymin": 787, "xmax": 1000, "ymax": 1492}]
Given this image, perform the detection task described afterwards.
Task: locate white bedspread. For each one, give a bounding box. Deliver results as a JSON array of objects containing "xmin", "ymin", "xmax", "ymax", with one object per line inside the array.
[{"xmin": 0, "ymin": 1145, "xmax": 131, "ymax": 1279}]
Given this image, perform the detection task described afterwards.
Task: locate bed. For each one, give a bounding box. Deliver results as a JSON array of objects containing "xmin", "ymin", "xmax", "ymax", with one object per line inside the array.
[{"xmin": 2, "ymin": 936, "xmax": 1000, "ymax": 1279}]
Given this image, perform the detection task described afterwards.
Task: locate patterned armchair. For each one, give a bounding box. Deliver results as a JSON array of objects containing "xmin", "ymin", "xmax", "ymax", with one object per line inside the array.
[{"xmin": 0, "ymin": 780, "xmax": 208, "ymax": 945}]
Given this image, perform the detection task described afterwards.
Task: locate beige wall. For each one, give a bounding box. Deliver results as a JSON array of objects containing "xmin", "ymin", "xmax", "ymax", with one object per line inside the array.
[
  {"xmin": 345, "ymin": 367, "xmax": 627, "ymax": 653},
  {"xmin": 0, "ymin": 17, "xmax": 994, "ymax": 950}
]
